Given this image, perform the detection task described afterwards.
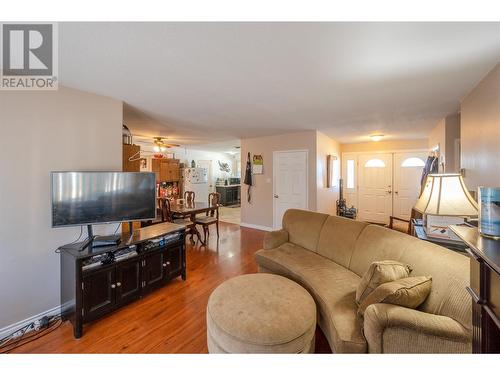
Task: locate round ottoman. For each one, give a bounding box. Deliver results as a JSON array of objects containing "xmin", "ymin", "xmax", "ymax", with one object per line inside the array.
[{"xmin": 206, "ymin": 273, "xmax": 316, "ymax": 353}]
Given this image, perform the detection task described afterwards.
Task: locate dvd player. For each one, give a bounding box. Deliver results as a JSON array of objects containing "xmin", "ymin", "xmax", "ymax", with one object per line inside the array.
[{"xmin": 92, "ymin": 234, "xmax": 122, "ymax": 247}]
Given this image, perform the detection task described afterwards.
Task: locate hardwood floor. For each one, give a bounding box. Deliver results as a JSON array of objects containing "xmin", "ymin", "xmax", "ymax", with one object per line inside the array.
[{"xmin": 11, "ymin": 222, "xmax": 331, "ymax": 353}]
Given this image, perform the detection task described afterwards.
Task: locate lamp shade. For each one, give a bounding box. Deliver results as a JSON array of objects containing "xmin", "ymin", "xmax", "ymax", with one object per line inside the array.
[{"xmin": 414, "ymin": 174, "xmax": 478, "ymax": 216}]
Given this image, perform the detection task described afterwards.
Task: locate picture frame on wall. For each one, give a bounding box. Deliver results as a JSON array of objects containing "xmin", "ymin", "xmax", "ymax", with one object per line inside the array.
[{"xmin": 252, "ymin": 154, "xmax": 263, "ymax": 174}]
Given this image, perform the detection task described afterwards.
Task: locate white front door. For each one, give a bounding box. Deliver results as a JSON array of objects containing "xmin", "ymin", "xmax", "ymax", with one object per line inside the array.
[
  {"xmin": 358, "ymin": 153, "xmax": 393, "ymax": 224},
  {"xmin": 273, "ymin": 150, "xmax": 308, "ymax": 229},
  {"xmin": 393, "ymin": 152, "xmax": 427, "ymax": 220}
]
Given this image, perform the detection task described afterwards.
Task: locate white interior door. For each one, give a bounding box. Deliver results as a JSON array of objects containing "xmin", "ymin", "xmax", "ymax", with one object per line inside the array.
[
  {"xmin": 273, "ymin": 150, "xmax": 308, "ymax": 229},
  {"xmin": 358, "ymin": 153, "xmax": 393, "ymax": 224},
  {"xmin": 393, "ymin": 152, "xmax": 427, "ymax": 220}
]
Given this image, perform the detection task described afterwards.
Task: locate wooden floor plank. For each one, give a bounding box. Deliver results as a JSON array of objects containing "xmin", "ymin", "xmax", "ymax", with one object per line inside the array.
[{"xmin": 9, "ymin": 222, "xmax": 331, "ymax": 354}]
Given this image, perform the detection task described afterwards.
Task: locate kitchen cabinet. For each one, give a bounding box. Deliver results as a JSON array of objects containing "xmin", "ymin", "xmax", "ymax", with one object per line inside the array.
[
  {"xmin": 152, "ymin": 159, "xmax": 180, "ymax": 182},
  {"xmin": 216, "ymin": 185, "xmax": 241, "ymax": 206}
]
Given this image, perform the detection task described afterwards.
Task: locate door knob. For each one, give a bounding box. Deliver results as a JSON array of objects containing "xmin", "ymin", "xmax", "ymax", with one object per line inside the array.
[
  {"xmin": 274, "ymin": 194, "xmax": 279, "ymax": 198},
  {"xmin": 111, "ymin": 284, "xmax": 116, "ymax": 289},
  {"xmin": 395, "ymin": 191, "xmax": 399, "ymax": 194},
  {"xmin": 386, "ymin": 190, "xmax": 392, "ymax": 194},
  {"xmin": 116, "ymin": 282, "xmax": 121, "ymax": 287}
]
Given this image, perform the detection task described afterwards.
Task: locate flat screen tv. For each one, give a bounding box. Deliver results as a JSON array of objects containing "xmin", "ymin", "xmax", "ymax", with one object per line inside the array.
[{"xmin": 51, "ymin": 171, "xmax": 156, "ymax": 227}]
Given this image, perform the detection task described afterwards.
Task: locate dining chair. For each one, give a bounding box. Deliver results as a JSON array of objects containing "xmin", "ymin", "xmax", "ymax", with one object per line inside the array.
[
  {"xmin": 184, "ymin": 191, "xmax": 195, "ymax": 204},
  {"xmin": 159, "ymin": 198, "xmax": 196, "ymax": 242},
  {"xmin": 195, "ymin": 192, "xmax": 220, "ymax": 243},
  {"xmin": 386, "ymin": 208, "xmax": 422, "ymax": 234}
]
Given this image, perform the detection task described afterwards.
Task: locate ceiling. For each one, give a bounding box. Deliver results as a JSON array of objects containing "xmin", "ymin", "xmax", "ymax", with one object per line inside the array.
[{"xmin": 59, "ymin": 22, "xmax": 500, "ymax": 146}]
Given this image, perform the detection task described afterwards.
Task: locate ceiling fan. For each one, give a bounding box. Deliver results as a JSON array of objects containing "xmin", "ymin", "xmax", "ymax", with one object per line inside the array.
[
  {"xmin": 127, "ymin": 135, "xmax": 181, "ymax": 162},
  {"xmin": 152, "ymin": 137, "xmax": 180, "ymax": 152}
]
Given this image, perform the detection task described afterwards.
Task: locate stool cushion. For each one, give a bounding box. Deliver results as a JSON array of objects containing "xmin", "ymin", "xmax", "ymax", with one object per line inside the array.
[
  {"xmin": 195, "ymin": 216, "xmax": 217, "ymax": 224},
  {"xmin": 206, "ymin": 273, "xmax": 316, "ymax": 353},
  {"xmin": 172, "ymin": 218, "xmax": 192, "ymax": 225}
]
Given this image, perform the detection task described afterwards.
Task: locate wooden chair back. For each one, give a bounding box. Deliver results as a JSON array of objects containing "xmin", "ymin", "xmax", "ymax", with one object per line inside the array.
[
  {"xmin": 208, "ymin": 192, "xmax": 220, "ymax": 218},
  {"xmin": 184, "ymin": 191, "xmax": 195, "ymax": 204},
  {"xmin": 159, "ymin": 198, "xmax": 174, "ymax": 223}
]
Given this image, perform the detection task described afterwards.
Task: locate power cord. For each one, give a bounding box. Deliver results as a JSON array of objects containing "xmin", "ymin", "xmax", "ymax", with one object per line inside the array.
[
  {"xmin": 0, "ymin": 314, "xmax": 62, "ymax": 353},
  {"xmin": 55, "ymin": 226, "xmax": 84, "ymax": 253}
]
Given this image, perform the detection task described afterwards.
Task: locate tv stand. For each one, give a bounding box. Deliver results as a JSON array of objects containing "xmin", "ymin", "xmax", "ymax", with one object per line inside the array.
[{"xmin": 59, "ymin": 222, "xmax": 186, "ymax": 338}]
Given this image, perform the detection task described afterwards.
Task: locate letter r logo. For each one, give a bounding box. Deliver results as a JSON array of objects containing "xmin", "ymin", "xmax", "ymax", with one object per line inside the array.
[{"xmin": 2, "ymin": 24, "xmax": 53, "ymax": 76}]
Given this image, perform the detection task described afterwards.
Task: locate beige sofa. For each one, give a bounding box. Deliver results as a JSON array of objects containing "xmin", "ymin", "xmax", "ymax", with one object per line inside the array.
[{"xmin": 255, "ymin": 209, "xmax": 472, "ymax": 353}]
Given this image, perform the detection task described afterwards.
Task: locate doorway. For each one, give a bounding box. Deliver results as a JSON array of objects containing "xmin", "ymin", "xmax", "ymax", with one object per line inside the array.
[
  {"xmin": 273, "ymin": 150, "xmax": 308, "ymax": 229},
  {"xmin": 342, "ymin": 151, "xmax": 426, "ymax": 224}
]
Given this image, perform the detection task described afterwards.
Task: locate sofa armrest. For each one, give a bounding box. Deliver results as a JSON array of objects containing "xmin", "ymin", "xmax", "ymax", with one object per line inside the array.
[
  {"xmin": 363, "ymin": 303, "xmax": 471, "ymax": 353},
  {"xmin": 263, "ymin": 229, "xmax": 289, "ymax": 250}
]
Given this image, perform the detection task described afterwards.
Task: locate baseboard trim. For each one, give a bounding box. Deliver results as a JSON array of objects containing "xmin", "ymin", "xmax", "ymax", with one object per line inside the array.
[
  {"xmin": 239, "ymin": 222, "xmax": 274, "ymax": 232},
  {"xmin": 0, "ymin": 305, "xmax": 61, "ymax": 341}
]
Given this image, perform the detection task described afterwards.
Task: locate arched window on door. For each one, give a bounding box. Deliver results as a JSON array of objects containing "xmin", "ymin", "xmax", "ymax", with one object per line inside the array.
[
  {"xmin": 364, "ymin": 158, "xmax": 386, "ymax": 168},
  {"xmin": 401, "ymin": 157, "xmax": 425, "ymax": 168}
]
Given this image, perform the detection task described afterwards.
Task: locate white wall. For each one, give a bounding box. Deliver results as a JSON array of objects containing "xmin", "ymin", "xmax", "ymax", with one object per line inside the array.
[
  {"xmin": 316, "ymin": 131, "xmax": 341, "ymax": 215},
  {"xmin": 461, "ymin": 63, "xmax": 500, "ymax": 191},
  {"xmin": 135, "ymin": 141, "xmax": 237, "ymax": 190},
  {"xmin": 173, "ymin": 147, "xmax": 238, "ymax": 181},
  {"xmin": 0, "ymin": 87, "xmax": 122, "ymax": 331}
]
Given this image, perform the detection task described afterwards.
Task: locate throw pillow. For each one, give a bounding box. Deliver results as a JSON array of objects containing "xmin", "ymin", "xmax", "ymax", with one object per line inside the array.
[
  {"xmin": 357, "ymin": 276, "xmax": 432, "ymax": 316},
  {"xmin": 356, "ymin": 260, "xmax": 412, "ymax": 305}
]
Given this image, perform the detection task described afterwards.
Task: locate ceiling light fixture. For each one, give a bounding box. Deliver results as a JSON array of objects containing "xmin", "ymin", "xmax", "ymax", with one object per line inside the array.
[{"xmin": 370, "ymin": 134, "xmax": 384, "ymax": 142}]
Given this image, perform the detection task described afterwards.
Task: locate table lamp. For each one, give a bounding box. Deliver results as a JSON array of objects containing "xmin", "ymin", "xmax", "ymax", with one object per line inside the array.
[{"xmin": 414, "ymin": 174, "xmax": 478, "ymax": 239}]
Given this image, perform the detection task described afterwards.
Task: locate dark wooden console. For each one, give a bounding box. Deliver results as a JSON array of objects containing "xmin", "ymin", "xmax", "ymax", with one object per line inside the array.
[
  {"xmin": 450, "ymin": 225, "xmax": 500, "ymax": 353},
  {"xmin": 60, "ymin": 222, "xmax": 186, "ymax": 338}
]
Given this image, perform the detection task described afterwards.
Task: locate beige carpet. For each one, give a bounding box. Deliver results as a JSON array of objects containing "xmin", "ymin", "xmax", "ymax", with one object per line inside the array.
[{"xmin": 219, "ymin": 206, "xmax": 241, "ymax": 225}]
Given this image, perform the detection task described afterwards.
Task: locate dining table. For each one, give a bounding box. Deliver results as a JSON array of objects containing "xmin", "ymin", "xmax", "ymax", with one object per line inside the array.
[{"xmin": 163, "ymin": 199, "xmax": 218, "ymax": 245}]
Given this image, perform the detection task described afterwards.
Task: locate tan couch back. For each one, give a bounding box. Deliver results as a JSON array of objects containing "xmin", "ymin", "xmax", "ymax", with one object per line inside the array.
[
  {"xmin": 281, "ymin": 209, "xmax": 471, "ymax": 330},
  {"xmin": 282, "ymin": 209, "xmax": 328, "ymax": 252}
]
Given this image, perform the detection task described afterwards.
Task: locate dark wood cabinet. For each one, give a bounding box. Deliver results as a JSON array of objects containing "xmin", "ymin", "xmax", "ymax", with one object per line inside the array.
[
  {"xmin": 142, "ymin": 251, "xmax": 166, "ymax": 293},
  {"xmin": 116, "ymin": 259, "xmax": 141, "ymax": 304},
  {"xmin": 82, "ymin": 259, "xmax": 142, "ymax": 320},
  {"xmin": 450, "ymin": 225, "xmax": 500, "ymax": 354},
  {"xmin": 216, "ymin": 185, "xmax": 241, "ymax": 206},
  {"xmin": 61, "ymin": 223, "xmax": 186, "ymax": 338},
  {"xmin": 167, "ymin": 244, "xmax": 183, "ymax": 278},
  {"xmin": 82, "ymin": 267, "xmax": 116, "ymax": 321}
]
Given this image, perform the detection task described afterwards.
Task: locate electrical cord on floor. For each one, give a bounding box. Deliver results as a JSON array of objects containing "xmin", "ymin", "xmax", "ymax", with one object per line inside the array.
[{"xmin": 0, "ymin": 314, "xmax": 62, "ymax": 353}]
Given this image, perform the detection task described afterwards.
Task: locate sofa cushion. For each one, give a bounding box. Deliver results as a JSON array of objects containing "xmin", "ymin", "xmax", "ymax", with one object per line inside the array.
[
  {"xmin": 316, "ymin": 216, "xmax": 368, "ymax": 268},
  {"xmin": 282, "ymin": 209, "xmax": 329, "ymax": 252},
  {"xmin": 356, "ymin": 260, "xmax": 412, "ymax": 305},
  {"xmin": 358, "ymin": 276, "xmax": 432, "ymax": 316},
  {"xmin": 255, "ymin": 244, "xmax": 367, "ymax": 353}
]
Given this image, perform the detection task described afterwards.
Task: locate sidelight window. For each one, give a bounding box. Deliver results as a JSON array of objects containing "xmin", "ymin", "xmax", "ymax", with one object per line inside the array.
[{"xmin": 346, "ymin": 159, "xmax": 355, "ymax": 189}]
